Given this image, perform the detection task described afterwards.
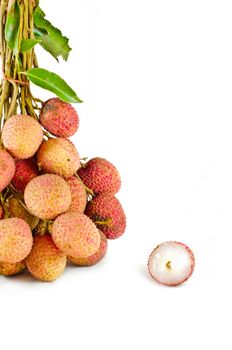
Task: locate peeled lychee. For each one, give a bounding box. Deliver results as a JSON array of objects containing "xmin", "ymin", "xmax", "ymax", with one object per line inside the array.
[
  {"xmin": 2, "ymin": 115, "xmax": 43, "ymax": 159},
  {"xmin": 85, "ymin": 194, "xmax": 126, "ymax": 239},
  {"xmin": 24, "ymin": 174, "xmax": 71, "ymax": 220},
  {"xmin": 11, "ymin": 158, "xmax": 39, "ymax": 192},
  {"xmin": 52, "ymin": 212, "xmax": 101, "ymax": 259},
  {"xmin": 0, "ymin": 218, "xmax": 33, "ymax": 263},
  {"xmin": 40, "ymin": 98, "xmax": 79, "ymax": 137},
  {"xmin": 66, "ymin": 176, "xmax": 87, "ymax": 213},
  {"xmin": 78, "ymin": 157, "xmax": 121, "ymax": 195},
  {"xmin": 26, "ymin": 235, "xmax": 67, "ymax": 282},
  {"xmin": 69, "ymin": 230, "xmax": 107, "ymax": 266},
  {"xmin": 0, "ymin": 260, "xmax": 26, "ymax": 276},
  {"xmin": 8, "ymin": 196, "xmax": 39, "ymax": 230},
  {"xmin": 0, "ymin": 148, "xmax": 15, "ymax": 192},
  {"xmin": 148, "ymin": 242, "xmax": 195, "ymax": 287},
  {"xmin": 0, "ymin": 206, "xmax": 4, "ymax": 220},
  {"xmin": 37, "ymin": 138, "xmax": 80, "ymax": 178}
]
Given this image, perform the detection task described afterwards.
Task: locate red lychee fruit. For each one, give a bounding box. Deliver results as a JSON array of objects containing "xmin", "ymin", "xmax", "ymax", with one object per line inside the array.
[
  {"xmin": 0, "ymin": 148, "xmax": 15, "ymax": 192},
  {"xmin": 0, "ymin": 260, "xmax": 26, "ymax": 276},
  {"xmin": 78, "ymin": 157, "xmax": 121, "ymax": 195},
  {"xmin": 85, "ymin": 194, "xmax": 126, "ymax": 239},
  {"xmin": 11, "ymin": 158, "xmax": 39, "ymax": 192},
  {"xmin": 66, "ymin": 176, "xmax": 87, "ymax": 213},
  {"xmin": 148, "ymin": 242, "xmax": 195, "ymax": 287},
  {"xmin": 40, "ymin": 98, "xmax": 79, "ymax": 137}
]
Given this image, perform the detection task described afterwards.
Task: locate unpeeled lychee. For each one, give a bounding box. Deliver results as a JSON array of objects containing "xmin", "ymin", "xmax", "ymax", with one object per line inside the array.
[
  {"xmin": 26, "ymin": 235, "xmax": 67, "ymax": 282},
  {"xmin": 52, "ymin": 212, "xmax": 101, "ymax": 259},
  {"xmin": 24, "ymin": 174, "xmax": 71, "ymax": 220},
  {"xmin": 40, "ymin": 98, "xmax": 79, "ymax": 137},
  {"xmin": 0, "ymin": 218, "xmax": 33, "ymax": 263},
  {"xmin": 85, "ymin": 194, "xmax": 126, "ymax": 239},
  {"xmin": 11, "ymin": 158, "xmax": 39, "ymax": 192},
  {"xmin": 66, "ymin": 176, "xmax": 87, "ymax": 213},
  {"xmin": 0, "ymin": 149, "xmax": 15, "ymax": 192},
  {"xmin": 69, "ymin": 230, "xmax": 107, "ymax": 266},
  {"xmin": 2, "ymin": 115, "xmax": 43, "ymax": 159},
  {"xmin": 0, "ymin": 260, "xmax": 26, "ymax": 276},
  {"xmin": 78, "ymin": 158, "xmax": 121, "ymax": 195},
  {"xmin": 38, "ymin": 138, "xmax": 80, "ymax": 178},
  {"xmin": 8, "ymin": 196, "xmax": 39, "ymax": 230},
  {"xmin": 148, "ymin": 242, "xmax": 195, "ymax": 287}
]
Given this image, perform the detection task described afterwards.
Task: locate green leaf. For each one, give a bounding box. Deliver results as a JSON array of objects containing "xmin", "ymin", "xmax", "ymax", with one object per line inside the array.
[
  {"xmin": 20, "ymin": 39, "xmax": 41, "ymax": 53},
  {"xmin": 5, "ymin": 1, "xmax": 20, "ymax": 55},
  {"xmin": 25, "ymin": 68, "xmax": 82, "ymax": 103},
  {"xmin": 34, "ymin": 7, "xmax": 72, "ymax": 61}
]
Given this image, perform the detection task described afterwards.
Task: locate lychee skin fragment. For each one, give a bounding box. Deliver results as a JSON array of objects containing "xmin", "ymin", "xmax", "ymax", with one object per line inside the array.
[
  {"xmin": 66, "ymin": 176, "xmax": 87, "ymax": 213},
  {"xmin": 148, "ymin": 242, "xmax": 195, "ymax": 287},
  {"xmin": 0, "ymin": 218, "xmax": 33, "ymax": 263},
  {"xmin": 0, "ymin": 260, "xmax": 26, "ymax": 276},
  {"xmin": 40, "ymin": 98, "xmax": 79, "ymax": 137},
  {"xmin": 78, "ymin": 157, "xmax": 121, "ymax": 195},
  {"xmin": 12, "ymin": 158, "xmax": 39, "ymax": 192},
  {"xmin": 24, "ymin": 174, "xmax": 71, "ymax": 220},
  {"xmin": 2, "ymin": 115, "xmax": 43, "ymax": 159},
  {"xmin": 26, "ymin": 235, "xmax": 66, "ymax": 282},
  {"xmin": 69, "ymin": 231, "xmax": 107, "ymax": 266},
  {"xmin": 0, "ymin": 149, "xmax": 16, "ymax": 192},
  {"xmin": 85, "ymin": 194, "xmax": 126, "ymax": 239},
  {"xmin": 52, "ymin": 212, "xmax": 101, "ymax": 259},
  {"xmin": 37, "ymin": 138, "xmax": 80, "ymax": 178},
  {"xmin": 8, "ymin": 197, "xmax": 39, "ymax": 230}
]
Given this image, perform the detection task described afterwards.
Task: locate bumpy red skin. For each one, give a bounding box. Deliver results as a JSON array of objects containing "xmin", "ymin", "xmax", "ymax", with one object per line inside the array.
[
  {"xmin": 0, "ymin": 206, "xmax": 4, "ymax": 220},
  {"xmin": 40, "ymin": 98, "xmax": 79, "ymax": 137},
  {"xmin": 0, "ymin": 149, "xmax": 15, "ymax": 192},
  {"xmin": 11, "ymin": 158, "xmax": 39, "ymax": 192},
  {"xmin": 66, "ymin": 176, "xmax": 87, "ymax": 213},
  {"xmin": 85, "ymin": 194, "xmax": 126, "ymax": 239},
  {"xmin": 78, "ymin": 158, "xmax": 121, "ymax": 195}
]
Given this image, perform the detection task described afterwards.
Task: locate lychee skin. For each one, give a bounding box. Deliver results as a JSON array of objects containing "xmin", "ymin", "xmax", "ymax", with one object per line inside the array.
[
  {"xmin": 24, "ymin": 174, "xmax": 71, "ymax": 220},
  {"xmin": 26, "ymin": 235, "xmax": 66, "ymax": 282},
  {"xmin": 11, "ymin": 158, "xmax": 39, "ymax": 192},
  {"xmin": 0, "ymin": 149, "xmax": 16, "ymax": 192},
  {"xmin": 148, "ymin": 242, "xmax": 195, "ymax": 287},
  {"xmin": 52, "ymin": 212, "xmax": 101, "ymax": 259},
  {"xmin": 66, "ymin": 176, "xmax": 87, "ymax": 214},
  {"xmin": 0, "ymin": 206, "xmax": 4, "ymax": 220},
  {"xmin": 40, "ymin": 98, "xmax": 79, "ymax": 137},
  {"xmin": 78, "ymin": 158, "xmax": 121, "ymax": 195},
  {"xmin": 2, "ymin": 115, "xmax": 43, "ymax": 159},
  {"xmin": 0, "ymin": 218, "xmax": 33, "ymax": 263},
  {"xmin": 0, "ymin": 260, "xmax": 26, "ymax": 276},
  {"xmin": 37, "ymin": 138, "xmax": 80, "ymax": 178},
  {"xmin": 85, "ymin": 194, "xmax": 126, "ymax": 239},
  {"xmin": 68, "ymin": 230, "xmax": 107, "ymax": 266},
  {"xmin": 8, "ymin": 197, "xmax": 39, "ymax": 230}
]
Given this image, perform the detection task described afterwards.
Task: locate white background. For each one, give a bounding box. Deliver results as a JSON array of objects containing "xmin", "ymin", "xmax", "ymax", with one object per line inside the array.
[{"xmin": 1, "ymin": 0, "xmax": 231, "ymax": 349}]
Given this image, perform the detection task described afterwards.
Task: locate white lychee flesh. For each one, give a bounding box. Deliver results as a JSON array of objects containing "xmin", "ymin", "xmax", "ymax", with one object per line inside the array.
[{"xmin": 148, "ymin": 242, "xmax": 195, "ymax": 286}]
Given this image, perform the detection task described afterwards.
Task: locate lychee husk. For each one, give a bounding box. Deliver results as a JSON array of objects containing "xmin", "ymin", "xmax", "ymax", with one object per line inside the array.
[
  {"xmin": 0, "ymin": 149, "xmax": 16, "ymax": 192},
  {"xmin": 66, "ymin": 176, "xmax": 87, "ymax": 213},
  {"xmin": 8, "ymin": 196, "xmax": 39, "ymax": 230},
  {"xmin": 11, "ymin": 158, "xmax": 39, "ymax": 193},
  {"xmin": 0, "ymin": 260, "xmax": 26, "ymax": 276}
]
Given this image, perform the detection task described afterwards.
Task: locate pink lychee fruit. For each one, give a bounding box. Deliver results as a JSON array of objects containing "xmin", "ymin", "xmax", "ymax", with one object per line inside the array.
[
  {"xmin": 66, "ymin": 176, "xmax": 87, "ymax": 213},
  {"xmin": 148, "ymin": 242, "xmax": 195, "ymax": 287},
  {"xmin": 8, "ymin": 196, "xmax": 39, "ymax": 230},
  {"xmin": 24, "ymin": 174, "xmax": 71, "ymax": 220},
  {"xmin": 40, "ymin": 98, "xmax": 79, "ymax": 137},
  {"xmin": 68, "ymin": 230, "xmax": 107, "ymax": 266},
  {"xmin": 0, "ymin": 206, "xmax": 4, "ymax": 220},
  {"xmin": 85, "ymin": 194, "xmax": 126, "ymax": 239},
  {"xmin": 2, "ymin": 115, "xmax": 43, "ymax": 159},
  {"xmin": 0, "ymin": 218, "xmax": 33, "ymax": 263},
  {"xmin": 26, "ymin": 235, "xmax": 67, "ymax": 282},
  {"xmin": 0, "ymin": 148, "xmax": 15, "ymax": 192},
  {"xmin": 11, "ymin": 158, "xmax": 39, "ymax": 192},
  {"xmin": 0, "ymin": 260, "xmax": 26, "ymax": 276},
  {"xmin": 78, "ymin": 157, "xmax": 121, "ymax": 195},
  {"xmin": 37, "ymin": 138, "xmax": 80, "ymax": 178},
  {"xmin": 51, "ymin": 212, "xmax": 101, "ymax": 259}
]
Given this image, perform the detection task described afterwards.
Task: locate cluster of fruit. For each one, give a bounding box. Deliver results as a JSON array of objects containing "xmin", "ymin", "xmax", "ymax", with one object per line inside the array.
[{"xmin": 0, "ymin": 98, "xmax": 126, "ymax": 282}]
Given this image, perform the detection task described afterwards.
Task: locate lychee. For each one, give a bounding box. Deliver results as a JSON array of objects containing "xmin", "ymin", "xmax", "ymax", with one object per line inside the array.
[
  {"xmin": 0, "ymin": 148, "xmax": 15, "ymax": 192},
  {"xmin": 52, "ymin": 212, "xmax": 101, "ymax": 258},
  {"xmin": 0, "ymin": 260, "xmax": 26, "ymax": 276},
  {"xmin": 0, "ymin": 218, "xmax": 33, "ymax": 263},
  {"xmin": 24, "ymin": 174, "xmax": 71, "ymax": 220},
  {"xmin": 26, "ymin": 235, "xmax": 67, "ymax": 282},
  {"xmin": 66, "ymin": 176, "xmax": 87, "ymax": 213},
  {"xmin": 148, "ymin": 242, "xmax": 195, "ymax": 287},
  {"xmin": 2, "ymin": 115, "xmax": 43, "ymax": 159},
  {"xmin": 8, "ymin": 196, "xmax": 39, "ymax": 230},
  {"xmin": 11, "ymin": 158, "xmax": 39, "ymax": 192},
  {"xmin": 37, "ymin": 138, "xmax": 80, "ymax": 178},
  {"xmin": 0, "ymin": 205, "xmax": 4, "ymax": 220},
  {"xmin": 78, "ymin": 157, "xmax": 121, "ymax": 195},
  {"xmin": 69, "ymin": 230, "xmax": 107, "ymax": 266},
  {"xmin": 85, "ymin": 194, "xmax": 126, "ymax": 239},
  {"xmin": 40, "ymin": 98, "xmax": 79, "ymax": 137}
]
